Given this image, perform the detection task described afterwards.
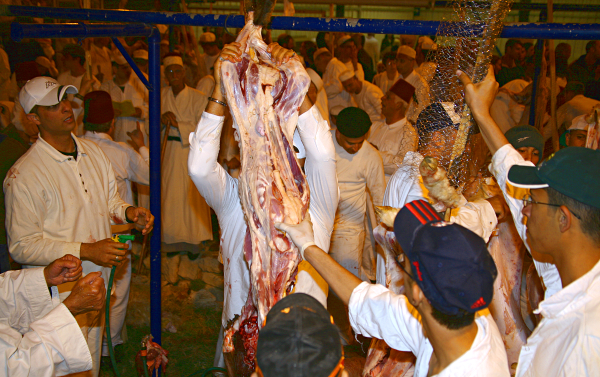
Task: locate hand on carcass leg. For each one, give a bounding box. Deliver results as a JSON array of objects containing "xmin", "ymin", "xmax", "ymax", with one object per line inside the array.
[
  {"xmin": 267, "ymin": 43, "xmax": 298, "ymax": 65},
  {"xmin": 275, "ymin": 214, "xmax": 315, "ymax": 259},
  {"xmin": 213, "ymin": 42, "xmax": 243, "ymax": 89}
]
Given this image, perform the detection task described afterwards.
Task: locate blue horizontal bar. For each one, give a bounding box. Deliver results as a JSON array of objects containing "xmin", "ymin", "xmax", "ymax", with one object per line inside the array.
[
  {"xmin": 4, "ymin": 5, "xmax": 600, "ymax": 40},
  {"xmin": 10, "ymin": 22, "xmax": 154, "ymax": 41}
]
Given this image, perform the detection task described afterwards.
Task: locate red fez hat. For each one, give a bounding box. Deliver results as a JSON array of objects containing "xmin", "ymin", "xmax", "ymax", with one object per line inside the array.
[
  {"xmin": 389, "ymin": 79, "xmax": 415, "ymax": 104},
  {"xmin": 15, "ymin": 61, "xmax": 41, "ymax": 83},
  {"xmin": 83, "ymin": 91, "xmax": 114, "ymax": 124}
]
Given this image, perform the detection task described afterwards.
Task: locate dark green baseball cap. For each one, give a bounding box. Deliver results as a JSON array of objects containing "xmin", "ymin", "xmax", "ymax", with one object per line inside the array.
[
  {"xmin": 507, "ymin": 147, "xmax": 600, "ymax": 208},
  {"xmin": 336, "ymin": 107, "xmax": 372, "ymax": 138}
]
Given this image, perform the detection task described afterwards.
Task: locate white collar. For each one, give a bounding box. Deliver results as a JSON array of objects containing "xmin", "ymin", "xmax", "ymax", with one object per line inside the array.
[
  {"xmin": 386, "ymin": 117, "xmax": 407, "ymax": 130},
  {"xmin": 83, "ymin": 131, "xmax": 113, "ymax": 141}
]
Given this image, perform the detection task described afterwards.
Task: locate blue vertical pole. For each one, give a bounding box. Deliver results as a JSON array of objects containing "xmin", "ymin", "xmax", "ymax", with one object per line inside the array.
[
  {"xmin": 148, "ymin": 26, "xmax": 162, "ymax": 348},
  {"xmin": 529, "ymin": 40, "xmax": 544, "ymax": 126}
]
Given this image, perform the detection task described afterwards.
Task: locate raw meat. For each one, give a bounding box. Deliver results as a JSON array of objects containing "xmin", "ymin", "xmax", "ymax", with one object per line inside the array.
[
  {"xmin": 419, "ymin": 156, "xmax": 464, "ymax": 211},
  {"xmin": 219, "ymin": 12, "xmax": 311, "ymax": 376},
  {"xmin": 363, "ymin": 206, "xmax": 415, "ymax": 377}
]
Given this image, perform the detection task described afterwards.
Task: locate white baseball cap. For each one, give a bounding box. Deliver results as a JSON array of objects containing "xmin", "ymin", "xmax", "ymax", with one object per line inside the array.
[
  {"xmin": 199, "ymin": 32, "xmax": 216, "ymax": 43},
  {"xmin": 19, "ymin": 76, "xmax": 78, "ymax": 114},
  {"xmin": 397, "ymin": 45, "xmax": 416, "ymax": 60},
  {"xmin": 569, "ymin": 114, "xmax": 591, "ymax": 131}
]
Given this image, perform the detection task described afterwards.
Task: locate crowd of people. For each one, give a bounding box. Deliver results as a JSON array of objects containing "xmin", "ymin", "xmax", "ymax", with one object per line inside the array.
[{"xmin": 0, "ymin": 16, "xmax": 599, "ymax": 377}]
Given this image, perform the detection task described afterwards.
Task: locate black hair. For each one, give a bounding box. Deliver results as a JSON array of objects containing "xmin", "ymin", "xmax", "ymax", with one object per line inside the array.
[
  {"xmin": 585, "ymin": 40, "xmax": 596, "ymax": 53},
  {"xmin": 382, "ymin": 51, "xmax": 397, "ymax": 64},
  {"xmin": 505, "ymin": 39, "xmax": 523, "ymax": 51},
  {"xmin": 316, "ymin": 32, "xmax": 328, "ymax": 49},
  {"xmin": 546, "ymin": 187, "xmax": 600, "ymax": 246},
  {"xmin": 430, "ymin": 306, "xmax": 475, "ymax": 330},
  {"xmin": 277, "ymin": 34, "xmax": 293, "ymax": 48},
  {"xmin": 84, "ymin": 121, "xmax": 112, "ymax": 133}
]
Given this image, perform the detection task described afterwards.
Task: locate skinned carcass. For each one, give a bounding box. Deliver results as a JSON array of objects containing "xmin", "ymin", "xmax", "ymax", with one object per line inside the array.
[
  {"xmin": 219, "ymin": 12, "xmax": 311, "ymax": 376},
  {"xmin": 363, "ymin": 206, "xmax": 415, "ymax": 377}
]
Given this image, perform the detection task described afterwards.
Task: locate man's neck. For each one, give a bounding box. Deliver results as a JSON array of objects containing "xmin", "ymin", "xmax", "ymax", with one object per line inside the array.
[
  {"xmin": 399, "ymin": 68, "xmax": 413, "ymax": 78},
  {"xmin": 386, "ymin": 113, "xmax": 405, "ymax": 125},
  {"xmin": 172, "ymin": 83, "xmax": 186, "ymax": 97},
  {"xmin": 340, "ymin": 56, "xmax": 351, "ymax": 64},
  {"xmin": 70, "ymin": 65, "xmax": 86, "ymax": 77},
  {"xmin": 113, "ymin": 75, "xmax": 129, "ymax": 86},
  {"xmin": 552, "ymin": 237, "xmax": 600, "ymax": 288},
  {"xmin": 41, "ymin": 131, "xmax": 76, "ymax": 153},
  {"xmin": 386, "ymin": 70, "xmax": 397, "ymax": 80},
  {"xmin": 423, "ymin": 316, "xmax": 478, "ymax": 375}
]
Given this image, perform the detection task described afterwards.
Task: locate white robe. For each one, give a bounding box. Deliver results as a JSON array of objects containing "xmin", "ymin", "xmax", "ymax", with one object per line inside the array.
[
  {"xmin": 352, "ymin": 81, "xmax": 385, "ymax": 124},
  {"xmin": 373, "ymin": 71, "xmax": 399, "ymax": 95},
  {"xmin": 161, "ymin": 85, "xmax": 213, "ymax": 247},
  {"xmin": 331, "ymin": 130, "xmax": 385, "ymax": 280},
  {"xmin": 100, "ymin": 74, "xmax": 149, "ymax": 143},
  {"xmin": 368, "ymin": 117, "xmax": 418, "ymax": 181}
]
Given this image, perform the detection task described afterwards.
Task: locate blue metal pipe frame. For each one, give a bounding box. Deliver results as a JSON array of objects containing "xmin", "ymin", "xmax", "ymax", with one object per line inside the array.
[
  {"xmin": 7, "ymin": 5, "xmax": 600, "ymax": 365},
  {"xmin": 4, "ymin": 4, "xmax": 600, "ymax": 40},
  {"xmin": 10, "ymin": 22, "xmax": 164, "ymax": 348}
]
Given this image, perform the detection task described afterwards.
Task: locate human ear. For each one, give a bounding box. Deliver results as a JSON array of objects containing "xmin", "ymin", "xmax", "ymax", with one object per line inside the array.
[{"xmin": 26, "ymin": 113, "xmax": 41, "ymax": 125}]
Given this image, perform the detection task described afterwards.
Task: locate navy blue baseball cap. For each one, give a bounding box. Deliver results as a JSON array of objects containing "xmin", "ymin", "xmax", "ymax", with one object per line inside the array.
[
  {"xmin": 393, "ymin": 200, "xmax": 497, "ymax": 315},
  {"xmin": 508, "ymin": 147, "xmax": 600, "ymax": 209}
]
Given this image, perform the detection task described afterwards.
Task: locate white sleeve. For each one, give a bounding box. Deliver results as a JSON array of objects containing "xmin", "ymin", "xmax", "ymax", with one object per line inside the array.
[
  {"xmin": 297, "ymin": 105, "xmax": 339, "ymax": 252},
  {"xmin": 349, "ymin": 282, "xmax": 426, "ymax": 354},
  {"xmin": 122, "ymin": 143, "xmax": 150, "ymax": 186},
  {"xmin": 490, "ymin": 144, "xmax": 562, "ymax": 298},
  {"xmin": 383, "ymin": 167, "xmax": 426, "ymax": 208},
  {"xmin": 0, "ymin": 304, "xmax": 92, "ymax": 376},
  {"xmin": 449, "ymin": 199, "xmax": 498, "ymax": 243},
  {"xmin": 188, "ymin": 112, "xmax": 240, "ymax": 217}
]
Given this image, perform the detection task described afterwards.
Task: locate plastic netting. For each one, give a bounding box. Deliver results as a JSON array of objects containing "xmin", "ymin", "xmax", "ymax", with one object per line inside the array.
[{"xmin": 422, "ymin": 0, "xmax": 513, "ymax": 188}]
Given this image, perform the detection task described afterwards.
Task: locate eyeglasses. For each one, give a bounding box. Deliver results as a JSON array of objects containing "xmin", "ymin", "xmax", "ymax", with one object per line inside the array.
[{"xmin": 522, "ymin": 194, "xmax": 581, "ymax": 220}]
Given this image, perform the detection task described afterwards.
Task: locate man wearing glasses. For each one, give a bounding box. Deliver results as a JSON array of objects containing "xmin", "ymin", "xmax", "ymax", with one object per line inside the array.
[
  {"xmin": 458, "ymin": 66, "xmax": 600, "ymax": 376},
  {"xmin": 275, "ymin": 200, "xmax": 509, "ymax": 376}
]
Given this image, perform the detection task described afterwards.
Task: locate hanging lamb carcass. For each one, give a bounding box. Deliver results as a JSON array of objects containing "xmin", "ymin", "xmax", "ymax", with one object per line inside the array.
[{"xmin": 218, "ymin": 4, "xmax": 311, "ymax": 376}]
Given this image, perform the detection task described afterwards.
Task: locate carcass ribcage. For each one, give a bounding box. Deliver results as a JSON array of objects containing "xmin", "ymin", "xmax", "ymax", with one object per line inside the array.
[{"xmin": 220, "ymin": 18, "xmax": 310, "ymax": 328}]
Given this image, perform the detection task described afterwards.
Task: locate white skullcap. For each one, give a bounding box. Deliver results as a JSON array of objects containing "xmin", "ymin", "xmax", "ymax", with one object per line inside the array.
[
  {"xmin": 113, "ymin": 53, "xmax": 127, "ymax": 65},
  {"xmin": 163, "ymin": 55, "xmax": 183, "ymax": 67},
  {"xmin": 569, "ymin": 114, "xmax": 591, "ymax": 131},
  {"xmin": 133, "ymin": 49, "xmax": 149, "ymax": 60},
  {"xmin": 418, "ymin": 36, "xmax": 437, "ymax": 51},
  {"xmin": 313, "ymin": 47, "xmax": 330, "ymax": 61},
  {"xmin": 306, "ymin": 68, "xmax": 323, "ymax": 91},
  {"xmin": 397, "ymin": 45, "xmax": 416, "ymax": 59},
  {"xmin": 337, "ymin": 35, "xmax": 352, "ymax": 47},
  {"xmin": 199, "ymin": 32, "xmax": 216, "ymax": 43},
  {"xmin": 338, "ymin": 69, "xmax": 355, "ymax": 82}
]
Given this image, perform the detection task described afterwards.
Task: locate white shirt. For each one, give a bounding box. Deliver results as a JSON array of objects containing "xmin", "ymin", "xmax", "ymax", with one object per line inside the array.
[
  {"xmin": 81, "ymin": 131, "xmax": 149, "ymax": 205},
  {"xmin": 349, "ymin": 282, "xmax": 510, "ymax": 377},
  {"xmin": 100, "ymin": 75, "xmax": 149, "ymax": 143},
  {"xmin": 344, "ymin": 60, "xmax": 365, "ymax": 81},
  {"xmin": 3, "ymin": 135, "xmax": 130, "ymax": 284},
  {"xmin": 516, "ymin": 259, "xmax": 600, "ymax": 377},
  {"xmin": 90, "ymin": 43, "xmax": 113, "ymax": 85},
  {"xmin": 368, "ymin": 118, "xmax": 418, "ymax": 178},
  {"xmin": 0, "ymin": 268, "xmax": 92, "ymax": 376},
  {"xmin": 188, "ymin": 105, "xmax": 339, "ymax": 325},
  {"xmin": 332, "ymin": 130, "xmax": 385, "ymax": 231},
  {"xmin": 556, "ymin": 94, "xmax": 600, "ymax": 134},
  {"xmin": 323, "ymin": 57, "xmax": 355, "ymax": 111},
  {"xmin": 352, "ymin": 80, "xmax": 384, "ymax": 124},
  {"xmin": 401, "ymin": 70, "xmax": 430, "ymax": 124},
  {"xmin": 489, "ymin": 144, "xmax": 563, "ymax": 299},
  {"xmin": 377, "ymin": 152, "xmax": 497, "ymax": 285},
  {"xmin": 372, "ymin": 71, "xmax": 399, "ymax": 95}
]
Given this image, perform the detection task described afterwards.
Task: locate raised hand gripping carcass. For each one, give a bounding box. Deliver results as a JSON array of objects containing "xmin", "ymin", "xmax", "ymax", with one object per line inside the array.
[
  {"xmin": 419, "ymin": 156, "xmax": 464, "ymax": 212},
  {"xmin": 219, "ymin": 12, "xmax": 311, "ymax": 376},
  {"xmin": 363, "ymin": 206, "xmax": 415, "ymax": 377}
]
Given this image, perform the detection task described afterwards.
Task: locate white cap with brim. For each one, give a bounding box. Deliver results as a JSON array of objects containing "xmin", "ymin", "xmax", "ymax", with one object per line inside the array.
[
  {"xmin": 569, "ymin": 114, "xmax": 591, "ymax": 131},
  {"xmin": 339, "ymin": 69, "xmax": 355, "ymax": 82},
  {"xmin": 20, "ymin": 76, "xmax": 78, "ymax": 114},
  {"xmin": 397, "ymin": 45, "xmax": 417, "ymax": 60},
  {"xmin": 313, "ymin": 47, "xmax": 330, "ymax": 61},
  {"xmin": 306, "ymin": 68, "xmax": 323, "ymax": 92}
]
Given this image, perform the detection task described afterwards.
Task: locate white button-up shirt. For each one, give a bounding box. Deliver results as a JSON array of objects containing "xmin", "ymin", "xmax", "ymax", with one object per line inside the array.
[
  {"xmin": 81, "ymin": 131, "xmax": 149, "ymax": 205},
  {"xmin": 368, "ymin": 117, "xmax": 418, "ymax": 179},
  {"xmin": 0, "ymin": 268, "xmax": 92, "ymax": 376},
  {"xmin": 188, "ymin": 105, "xmax": 339, "ymax": 326},
  {"xmin": 3, "ymin": 136, "xmax": 130, "ymax": 283},
  {"xmin": 349, "ymin": 282, "xmax": 510, "ymax": 377}
]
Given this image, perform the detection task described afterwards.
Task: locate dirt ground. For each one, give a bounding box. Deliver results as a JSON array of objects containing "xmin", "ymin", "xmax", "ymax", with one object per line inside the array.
[{"xmin": 99, "ymin": 220, "xmax": 368, "ymax": 376}]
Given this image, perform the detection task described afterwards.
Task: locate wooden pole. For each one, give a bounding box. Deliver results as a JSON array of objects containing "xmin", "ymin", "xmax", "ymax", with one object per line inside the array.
[{"xmin": 548, "ymin": 0, "xmax": 559, "ymax": 152}]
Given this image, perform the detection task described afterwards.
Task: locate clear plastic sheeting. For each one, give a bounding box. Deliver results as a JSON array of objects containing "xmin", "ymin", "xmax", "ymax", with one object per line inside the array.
[{"xmin": 423, "ymin": 0, "xmax": 513, "ymax": 188}]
